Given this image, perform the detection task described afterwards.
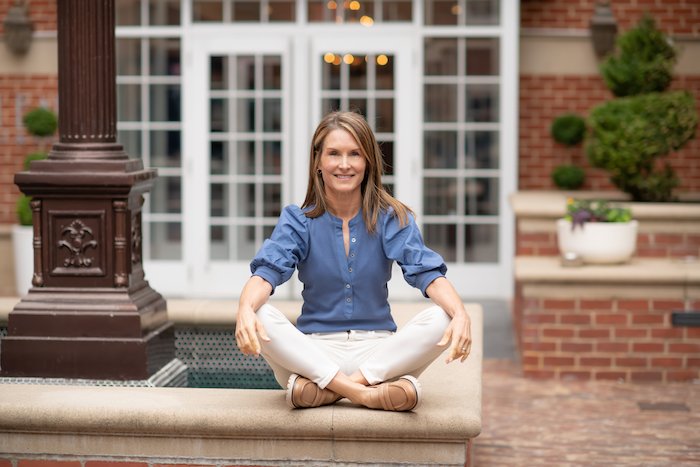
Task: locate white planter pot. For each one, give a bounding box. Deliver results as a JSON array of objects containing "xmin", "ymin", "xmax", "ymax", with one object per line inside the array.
[
  {"xmin": 556, "ymin": 219, "xmax": 639, "ymax": 265},
  {"xmin": 11, "ymin": 224, "xmax": 33, "ymax": 296}
]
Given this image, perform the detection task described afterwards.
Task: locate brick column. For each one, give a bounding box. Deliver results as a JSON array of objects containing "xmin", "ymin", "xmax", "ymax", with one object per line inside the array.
[{"xmin": 0, "ymin": 0, "xmax": 174, "ymax": 380}]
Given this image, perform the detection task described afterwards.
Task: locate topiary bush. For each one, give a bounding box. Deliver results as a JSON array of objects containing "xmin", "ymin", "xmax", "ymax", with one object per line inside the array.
[
  {"xmin": 551, "ymin": 164, "xmax": 585, "ymax": 190},
  {"xmin": 587, "ymin": 92, "xmax": 695, "ymax": 201},
  {"xmin": 550, "ymin": 113, "xmax": 586, "ymax": 146},
  {"xmin": 587, "ymin": 15, "xmax": 698, "ymax": 202},
  {"xmin": 600, "ymin": 15, "xmax": 676, "ymax": 98},
  {"xmin": 23, "ymin": 107, "xmax": 58, "ymax": 137}
]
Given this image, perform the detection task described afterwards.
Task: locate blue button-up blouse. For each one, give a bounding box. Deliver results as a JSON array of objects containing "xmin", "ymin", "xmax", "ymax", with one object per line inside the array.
[{"xmin": 250, "ymin": 205, "xmax": 447, "ymax": 334}]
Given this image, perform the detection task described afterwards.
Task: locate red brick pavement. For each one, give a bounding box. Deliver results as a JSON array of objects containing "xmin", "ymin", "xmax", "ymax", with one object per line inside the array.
[{"xmin": 476, "ymin": 360, "xmax": 700, "ymax": 465}]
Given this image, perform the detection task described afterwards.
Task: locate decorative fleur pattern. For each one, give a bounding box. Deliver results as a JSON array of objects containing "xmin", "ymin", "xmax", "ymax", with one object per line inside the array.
[{"xmin": 57, "ymin": 220, "xmax": 98, "ymax": 267}]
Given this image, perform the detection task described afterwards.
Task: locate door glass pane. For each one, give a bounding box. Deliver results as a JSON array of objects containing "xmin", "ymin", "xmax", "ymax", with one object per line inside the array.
[
  {"xmin": 466, "ymin": 131, "xmax": 499, "ymax": 169},
  {"xmin": 149, "ymin": 0, "xmax": 180, "ymax": 25},
  {"xmin": 424, "ymin": 131, "xmax": 457, "ymax": 169},
  {"xmin": 424, "ymin": 38, "xmax": 458, "ymax": 76},
  {"xmin": 150, "ymin": 38, "xmax": 181, "ymax": 76},
  {"xmin": 308, "ymin": 0, "xmax": 409, "ymax": 22},
  {"xmin": 466, "ymin": 38, "xmax": 499, "ymax": 75},
  {"xmin": 424, "ymin": 224, "xmax": 457, "ymax": 262},
  {"xmin": 236, "ymin": 140, "xmax": 256, "ymax": 174},
  {"xmin": 150, "ymin": 130, "xmax": 181, "ymax": 167},
  {"xmin": 383, "ymin": 1, "xmax": 412, "ymax": 21},
  {"xmin": 117, "ymin": 39, "xmax": 141, "ymax": 75},
  {"xmin": 424, "ymin": 178, "xmax": 457, "ymax": 215},
  {"xmin": 117, "ymin": 0, "xmax": 141, "ymax": 25},
  {"xmin": 193, "ymin": 1, "xmax": 223, "ymax": 21},
  {"xmin": 465, "ymin": 83, "xmax": 499, "ymax": 122},
  {"xmin": 209, "ymin": 53, "xmax": 285, "ymax": 260},
  {"xmin": 150, "ymin": 222, "xmax": 181, "ymax": 260},
  {"xmin": 375, "ymin": 54, "xmax": 394, "ymax": 89},
  {"xmin": 263, "ymin": 56, "xmax": 282, "ymax": 89},
  {"xmin": 210, "ymin": 141, "xmax": 227, "ymax": 175},
  {"xmin": 150, "ymin": 84, "xmax": 181, "ymax": 121},
  {"xmin": 117, "ymin": 84, "xmax": 141, "ymax": 121},
  {"xmin": 269, "ymin": 1, "xmax": 296, "ymax": 21},
  {"xmin": 263, "ymin": 141, "xmax": 282, "ymax": 175},
  {"xmin": 424, "ymin": 84, "xmax": 457, "ymax": 122},
  {"xmin": 193, "ymin": 0, "xmax": 296, "ymax": 22},
  {"xmin": 465, "ymin": 177, "xmax": 499, "ymax": 215},
  {"xmin": 150, "ymin": 176, "xmax": 182, "ymax": 214},
  {"xmin": 465, "ymin": 224, "xmax": 498, "ymax": 261},
  {"xmin": 424, "ymin": 0, "xmax": 500, "ymax": 25}
]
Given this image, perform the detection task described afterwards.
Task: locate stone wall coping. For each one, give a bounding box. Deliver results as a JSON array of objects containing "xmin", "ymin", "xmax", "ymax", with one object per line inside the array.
[
  {"xmin": 0, "ymin": 303, "xmax": 482, "ymax": 465},
  {"xmin": 515, "ymin": 256, "xmax": 700, "ymax": 284},
  {"xmin": 510, "ymin": 191, "xmax": 700, "ymax": 220}
]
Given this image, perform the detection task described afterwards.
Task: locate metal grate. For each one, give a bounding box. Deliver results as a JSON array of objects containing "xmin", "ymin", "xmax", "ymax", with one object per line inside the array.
[{"xmin": 175, "ymin": 327, "xmax": 280, "ymax": 389}]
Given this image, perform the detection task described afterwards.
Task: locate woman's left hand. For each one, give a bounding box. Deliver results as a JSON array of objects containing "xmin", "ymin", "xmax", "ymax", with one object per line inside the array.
[{"xmin": 437, "ymin": 309, "xmax": 472, "ymax": 363}]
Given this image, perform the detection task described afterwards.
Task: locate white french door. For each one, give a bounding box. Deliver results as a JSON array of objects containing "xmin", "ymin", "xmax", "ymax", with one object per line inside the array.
[{"xmin": 143, "ymin": 12, "xmax": 517, "ymax": 300}]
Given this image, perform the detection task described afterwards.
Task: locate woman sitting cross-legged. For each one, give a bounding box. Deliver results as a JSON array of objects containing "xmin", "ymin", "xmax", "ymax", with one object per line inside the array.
[{"xmin": 235, "ymin": 111, "xmax": 471, "ymax": 412}]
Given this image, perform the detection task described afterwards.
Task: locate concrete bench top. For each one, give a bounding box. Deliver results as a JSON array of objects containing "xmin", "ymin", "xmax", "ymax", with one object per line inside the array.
[{"xmin": 0, "ymin": 302, "xmax": 483, "ymax": 466}]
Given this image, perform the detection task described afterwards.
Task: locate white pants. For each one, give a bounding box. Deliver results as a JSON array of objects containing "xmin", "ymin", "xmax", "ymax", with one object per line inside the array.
[{"xmin": 256, "ymin": 304, "xmax": 452, "ymax": 389}]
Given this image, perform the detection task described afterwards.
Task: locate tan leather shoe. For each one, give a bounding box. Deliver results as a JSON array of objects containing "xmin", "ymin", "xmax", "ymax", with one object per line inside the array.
[
  {"xmin": 369, "ymin": 375, "xmax": 421, "ymax": 412},
  {"xmin": 286, "ymin": 374, "xmax": 342, "ymax": 409}
]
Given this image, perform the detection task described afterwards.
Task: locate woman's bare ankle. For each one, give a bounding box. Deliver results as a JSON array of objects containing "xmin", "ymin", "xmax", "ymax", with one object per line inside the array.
[{"xmin": 349, "ymin": 371, "xmax": 369, "ymax": 386}]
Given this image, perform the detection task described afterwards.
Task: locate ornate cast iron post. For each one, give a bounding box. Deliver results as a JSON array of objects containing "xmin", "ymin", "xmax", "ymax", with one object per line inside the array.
[{"xmin": 1, "ymin": 0, "xmax": 174, "ymax": 380}]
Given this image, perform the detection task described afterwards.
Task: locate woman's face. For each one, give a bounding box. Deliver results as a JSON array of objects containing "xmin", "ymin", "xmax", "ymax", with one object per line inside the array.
[{"xmin": 318, "ymin": 129, "xmax": 367, "ymax": 201}]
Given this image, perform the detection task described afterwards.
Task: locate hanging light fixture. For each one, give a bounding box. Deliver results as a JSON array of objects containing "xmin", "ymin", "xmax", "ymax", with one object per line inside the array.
[
  {"xmin": 589, "ymin": 0, "xmax": 618, "ymax": 58},
  {"xmin": 3, "ymin": 0, "xmax": 34, "ymax": 56}
]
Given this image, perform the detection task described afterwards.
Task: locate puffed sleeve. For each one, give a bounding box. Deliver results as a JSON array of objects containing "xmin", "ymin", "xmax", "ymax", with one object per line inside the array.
[
  {"xmin": 381, "ymin": 210, "xmax": 447, "ymax": 297},
  {"xmin": 250, "ymin": 205, "xmax": 310, "ymax": 294}
]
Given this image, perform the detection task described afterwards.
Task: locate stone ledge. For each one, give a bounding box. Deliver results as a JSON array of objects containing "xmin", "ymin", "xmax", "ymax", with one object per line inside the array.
[
  {"xmin": 0, "ymin": 303, "xmax": 483, "ymax": 466},
  {"xmin": 510, "ymin": 190, "xmax": 700, "ymax": 220},
  {"xmin": 515, "ymin": 256, "xmax": 700, "ymax": 285}
]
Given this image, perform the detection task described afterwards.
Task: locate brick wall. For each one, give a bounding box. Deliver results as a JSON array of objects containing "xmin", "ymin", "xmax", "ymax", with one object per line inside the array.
[
  {"xmin": 514, "ymin": 285, "xmax": 700, "ymax": 382},
  {"xmin": 521, "ymin": 0, "xmax": 700, "ymax": 35},
  {"xmin": 0, "ymin": 0, "xmax": 57, "ymax": 35},
  {"xmin": 520, "ymin": 1, "xmax": 700, "ymax": 194},
  {"xmin": 519, "ymin": 75, "xmax": 700, "ymax": 193},
  {"xmin": 0, "ymin": 75, "xmax": 58, "ymax": 225}
]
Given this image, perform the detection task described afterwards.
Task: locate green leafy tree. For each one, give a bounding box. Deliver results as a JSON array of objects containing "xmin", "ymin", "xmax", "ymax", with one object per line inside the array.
[{"xmin": 587, "ymin": 15, "xmax": 698, "ymax": 202}]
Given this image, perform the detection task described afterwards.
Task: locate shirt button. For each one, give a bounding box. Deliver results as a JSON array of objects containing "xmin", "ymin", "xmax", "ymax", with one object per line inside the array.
[
  {"xmin": 346, "ymin": 297, "xmax": 351, "ymax": 302},
  {"xmin": 351, "ymin": 238, "xmax": 356, "ymax": 243},
  {"xmin": 345, "ymin": 284, "xmax": 351, "ymax": 288},
  {"xmin": 348, "ymin": 267, "xmax": 353, "ymax": 272},
  {"xmin": 350, "ymin": 252, "xmax": 355, "ymax": 257}
]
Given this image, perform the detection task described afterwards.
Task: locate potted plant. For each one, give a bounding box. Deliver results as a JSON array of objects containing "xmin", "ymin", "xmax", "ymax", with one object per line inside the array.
[
  {"xmin": 556, "ymin": 198, "xmax": 637, "ymax": 264},
  {"xmin": 12, "ymin": 107, "xmax": 57, "ymax": 296}
]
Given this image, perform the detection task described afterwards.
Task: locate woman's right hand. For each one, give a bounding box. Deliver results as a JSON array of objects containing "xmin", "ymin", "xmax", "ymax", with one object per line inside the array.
[
  {"xmin": 235, "ymin": 275, "xmax": 273, "ymax": 356},
  {"xmin": 235, "ymin": 306, "xmax": 270, "ymax": 356}
]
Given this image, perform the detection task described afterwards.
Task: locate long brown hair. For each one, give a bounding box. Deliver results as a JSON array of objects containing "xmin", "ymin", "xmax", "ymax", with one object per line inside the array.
[{"xmin": 302, "ymin": 111, "xmax": 412, "ymax": 233}]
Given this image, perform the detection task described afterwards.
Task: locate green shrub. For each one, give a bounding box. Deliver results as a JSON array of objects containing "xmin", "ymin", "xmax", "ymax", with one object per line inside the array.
[
  {"xmin": 16, "ymin": 195, "xmax": 33, "ymax": 226},
  {"xmin": 551, "ymin": 164, "xmax": 585, "ymax": 190},
  {"xmin": 600, "ymin": 15, "xmax": 676, "ymax": 97},
  {"xmin": 23, "ymin": 151, "xmax": 47, "ymax": 170},
  {"xmin": 550, "ymin": 113, "xmax": 586, "ymax": 146},
  {"xmin": 16, "ymin": 107, "xmax": 56, "ymax": 225},
  {"xmin": 587, "ymin": 91, "xmax": 697, "ymax": 201},
  {"xmin": 23, "ymin": 107, "xmax": 58, "ymax": 137}
]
